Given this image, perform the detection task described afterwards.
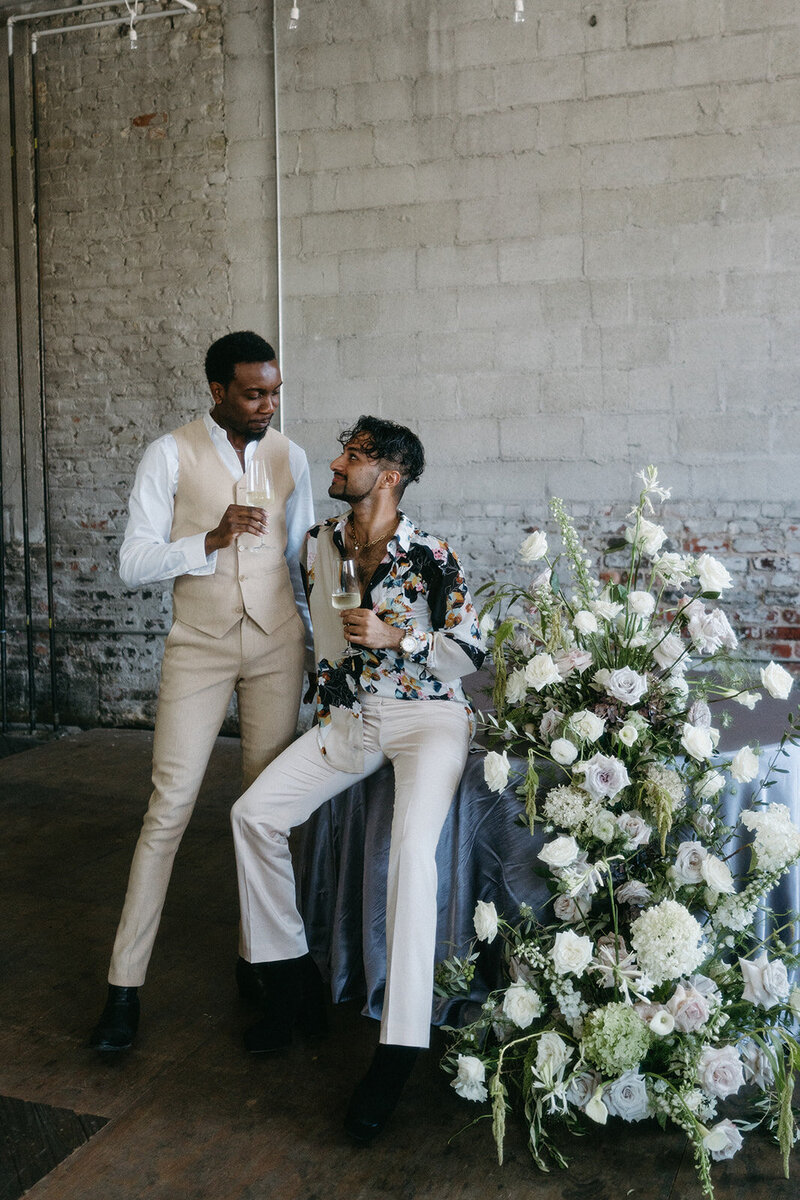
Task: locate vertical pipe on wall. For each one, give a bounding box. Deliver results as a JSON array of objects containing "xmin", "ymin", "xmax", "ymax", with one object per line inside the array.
[
  {"xmin": 29, "ymin": 35, "xmax": 59, "ymax": 728},
  {"xmin": 6, "ymin": 21, "xmax": 37, "ymax": 732},
  {"xmin": 272, "ymin": 0, "xmax": 284, "ymax": 434}
]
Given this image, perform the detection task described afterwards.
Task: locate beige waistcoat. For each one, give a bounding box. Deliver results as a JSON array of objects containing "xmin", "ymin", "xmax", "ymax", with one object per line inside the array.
[{"xmin": 170, "ymin": 419, "xmax": 297, "ymax": 639}]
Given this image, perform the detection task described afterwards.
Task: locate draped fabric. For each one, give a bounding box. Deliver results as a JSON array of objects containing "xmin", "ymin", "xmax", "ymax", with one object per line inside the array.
[{"xmin": 296, "ymin": 721, "xmax": 800, "ymax": 1027}]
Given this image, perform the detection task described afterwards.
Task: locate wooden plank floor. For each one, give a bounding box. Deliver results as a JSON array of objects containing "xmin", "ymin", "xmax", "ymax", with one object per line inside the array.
[{"xmin": 1, "ymin": 729, "xmax": 796, "ymax": 1200}]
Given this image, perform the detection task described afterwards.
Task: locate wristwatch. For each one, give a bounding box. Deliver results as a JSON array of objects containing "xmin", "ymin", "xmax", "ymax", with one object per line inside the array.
[{"xmin": 400, "ymin": 630, "xmax": 425, "ymax": 656}]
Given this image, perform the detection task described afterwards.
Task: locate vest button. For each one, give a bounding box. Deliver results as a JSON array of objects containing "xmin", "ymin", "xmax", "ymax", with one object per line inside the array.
[
  {"xmin": 235, "ymin": 605, "xmax": 243, "ymax": 614},
  {"xmin": 239, "ymin": 575, "xmax": 245, "ymax": 582}
]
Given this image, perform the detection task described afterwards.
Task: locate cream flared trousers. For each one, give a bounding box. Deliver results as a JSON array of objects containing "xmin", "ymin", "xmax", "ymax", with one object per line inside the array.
[
  {"xmin": 108, "ymin": 612, "xmax": 305, "ymax": 987},
  {"xmin": 231, "ymin": 694, "xmax": 470, "ymax": 1049}
]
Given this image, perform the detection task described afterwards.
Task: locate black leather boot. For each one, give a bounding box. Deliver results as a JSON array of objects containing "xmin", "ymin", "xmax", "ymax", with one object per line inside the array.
[
  {"xmin": 343, "ymin": 1044, "xmax": 420, "ymax": 1144},
  {"xmin": 88, "ymin": 985, "xmax": 140, "ymax": 1051},
  {"xmin": 241, "ymin": 954, "xmax": 327, "ymax": 1054}
]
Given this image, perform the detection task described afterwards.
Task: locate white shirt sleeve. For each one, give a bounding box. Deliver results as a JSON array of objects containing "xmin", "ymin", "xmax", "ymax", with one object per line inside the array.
[
  {"xmin": 119, "ymin": 435, "xmax": 216, "ymax": 589},
  {"xmin": 286, "ymin": 442, "xmax": 315, "ymax": 661}
]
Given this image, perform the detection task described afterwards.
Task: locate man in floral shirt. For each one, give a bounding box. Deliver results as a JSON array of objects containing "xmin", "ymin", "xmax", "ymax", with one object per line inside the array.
[{"xmin": 231, "ymin": 415, "xmax": 485, "ymax": 1143}]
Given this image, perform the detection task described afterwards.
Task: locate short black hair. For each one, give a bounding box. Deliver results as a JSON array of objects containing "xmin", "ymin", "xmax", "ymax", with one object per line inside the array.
[
  {"xmin": 204, "ymin": 331, "xmax": 276, "ymax": 388},
  {"xmin": 339, "ymin": 415, "xmax": 425, "ymax": 496}
]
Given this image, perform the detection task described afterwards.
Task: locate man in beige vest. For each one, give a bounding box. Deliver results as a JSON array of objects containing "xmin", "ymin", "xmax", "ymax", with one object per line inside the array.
[{"xmin": 90, "ymin": 331, "xmax": 313, "ymax": 1052}]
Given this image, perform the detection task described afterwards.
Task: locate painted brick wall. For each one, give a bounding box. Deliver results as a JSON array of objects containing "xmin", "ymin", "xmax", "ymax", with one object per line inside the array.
[
  {"xmin": 0, "ymin": 0, "xmax": 798, "ymax": 729},
  {"xmin": 279, "ymin": 0, "xmax": 800, "ymax": 671}
]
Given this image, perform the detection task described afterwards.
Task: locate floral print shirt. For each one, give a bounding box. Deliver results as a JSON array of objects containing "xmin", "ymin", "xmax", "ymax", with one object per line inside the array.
[{"xmin": 302, "ymin": 511, "xmax": 486, "ymax": 771}]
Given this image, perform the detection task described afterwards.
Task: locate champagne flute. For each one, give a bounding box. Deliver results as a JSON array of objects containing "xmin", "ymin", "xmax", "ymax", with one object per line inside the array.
[
  {"xmin": 243, "ymin": 458, "xmax": 272, "ymax": 551},
  {"xmin": 331, "ymin": 557, "xmax": 361, "ymax": 655}
]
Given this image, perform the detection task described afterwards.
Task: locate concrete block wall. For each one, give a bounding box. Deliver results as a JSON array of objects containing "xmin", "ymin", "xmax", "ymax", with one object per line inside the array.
[{"xmin": 0, "ymin": 0, "xmax": 798, "ymax": 728}]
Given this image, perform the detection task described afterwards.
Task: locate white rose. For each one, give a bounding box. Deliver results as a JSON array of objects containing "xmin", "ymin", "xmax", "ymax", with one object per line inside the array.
[
  {"xmin": 484, "ymin": 750, "xmax": 511, "ymax": 793},
  {"xmin": 674, "ymin": 840, "xmax": 708, "ymax": 885},
  {"xmin": 574, "ymin": 753, "xmax": 630, "ymax": 802},
  {"xmin": 502, "ymin": 981, "xmax": 542, "ymax": 1029},
  {"xmin": 733, "ymin": 690, "xmax": 761, "ymax": 710},
  {"xmin": 525, "ymin": 653, "xmax": 562, "ymax": 692},
  {"xmin": 704, "ymin": 1119, "xmax": 743, "ymax": 1162},
  {"xmin": 654, "ymin": 551, "xmax": 692, "ymax": 588},
  {"xmin": 551, "ymin": 929, "xmax": 593, "ymax": 977},
  {"xmin": 603, "ymin": 667, "xmax": 649, "ymax": 707},
  {"xmin": 473, "ymin": 899, "xmax": 499, "ymax": 943},
  {"xmin": 696, "ymin": 771, "xmax": 725, "ymax": 800},
  {"xmin": 603, "ymin": 1070, "xmax": 651, "ymax": 1121},
  {"xmin": 617, "ymin": 722, "xmax": 639, "ymax": 747},
  {"xmin": 666, "ymin": 983, "xmax": 710, "ymax": 1033},
  {"xmin": 505, "ymin": 667, "xmax": 528, "ymax": 705},
  {"xmin": 700, "ymin": 854, "xmax": 735, "ymax": 895},
  {"xmin": 681, "ymin": 723, "xmax": 714, "ymax": 761},
  {"xmin": 478, "ymin": 612, "xmax": 495, "ymax": 639},
  {"xmin": 538, "ymin": 835, "xmax": 579, "ymax": 869},
  {"xmin": 697, "ymin": 1045, "xmax": 745, "ymax": 1099},
  {"xmin": 551, "ymin": 737, "xmax": 579, "ymax": 765},
  {"xmin": 626, "ymin": 518, "xmax": 667, "ymax": 557},
  {"xmin": 789, "ymin": 987, "xmax": 800, "ymax": 1018},
  {"xmin": 573, "ymin": 609, "xmax": 599, "ymax": 635},
  {"xmin": 520, "ymin": 530, "xmax": 548, "ymax": 562},
  {"xmin": 739, "ymin": 951, "xmax": 790, "ymax": 1008},
  {"xmin": 584, "ymin": 1087, "xmax": 608, "ymax": 1124},
  {"xmin": 628, "ymin": 590, "xmax": 656, "ymax": 617},
  {"xmin": 730, "ymin": 745, "xmax": 759, "ymax": 783},
  {"xmin": 760, "ymin": 661, "xmax": 793, "ymax": 701},
  {"xmin": 568, "ymin": 709, "xmax": 606, "ymax": 742},
  {"xmin": 696, "ymin": 552, "xmax": 733, "ymax": 594},
  {"xmin": 688, "ymin": 607, "xmax": 738, "ymax": 653},
  {"xmin": 451, "ymin": 1054, "xmax": 488, "ymax": 1102},
  {"xmin": 534, "ymin": 1032, "xmax": 573, "ymax": 1085},
  {"xmin": 616, "ymin": 811, "xmax": 652, "ymax": 848},
  {"xmin": 651, "ymin": 631, "xmax": 687, "ymax": 672},
  {"xmin": 591, "ymin": 599, "xmax": 624, "ymax": 621}
]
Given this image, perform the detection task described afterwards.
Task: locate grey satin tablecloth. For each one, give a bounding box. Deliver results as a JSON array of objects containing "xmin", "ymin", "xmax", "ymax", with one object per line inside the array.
[{"xmin": 295, "ymin": 700, "xmax": 800, "ymax": 1028}]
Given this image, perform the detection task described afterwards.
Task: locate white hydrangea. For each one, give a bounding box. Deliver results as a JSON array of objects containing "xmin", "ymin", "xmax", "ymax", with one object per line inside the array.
[
  {"xmin": 630, "ymin": 899, "xmax": 706, "ymax": 985},
  {"xmin": 740, "ymin": 803, "xmax": 800, "ymax": 871}
]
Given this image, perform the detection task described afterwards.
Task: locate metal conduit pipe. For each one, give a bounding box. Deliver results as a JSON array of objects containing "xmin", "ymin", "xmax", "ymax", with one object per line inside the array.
[
  {"xmin": 6, "ymin": 26, "xmax": 38, "ymax": 732},
  {"xmin": 3, "ymin": 1, "xmax": 199, "ymax": 732}
]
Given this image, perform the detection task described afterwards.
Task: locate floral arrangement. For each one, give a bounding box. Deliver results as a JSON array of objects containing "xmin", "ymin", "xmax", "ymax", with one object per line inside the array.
[{"xmin": 437, "ymin": 467, "xmax": 800, "ymax": 1197}]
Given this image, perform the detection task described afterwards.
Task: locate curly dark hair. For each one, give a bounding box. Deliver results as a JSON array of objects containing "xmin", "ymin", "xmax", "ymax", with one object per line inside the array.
[
  {"xmin": 204, "ymin": 331, "xmax": 276, "ymax": 388},
  {"xmin": 339, "ymin": 415, "xmax": 425, "ymax": 496}
]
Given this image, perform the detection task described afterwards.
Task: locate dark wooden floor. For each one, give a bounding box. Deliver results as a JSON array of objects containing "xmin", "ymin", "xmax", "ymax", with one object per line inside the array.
[{"xmin": 1, "ymin": 729, "xmax": 796, "ymax": 1199}]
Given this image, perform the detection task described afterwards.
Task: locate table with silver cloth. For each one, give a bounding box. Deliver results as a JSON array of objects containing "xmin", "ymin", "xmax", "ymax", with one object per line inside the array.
[{"xmin": 295, "ymin": 699, "xmax": 800, "ymax": 1026}]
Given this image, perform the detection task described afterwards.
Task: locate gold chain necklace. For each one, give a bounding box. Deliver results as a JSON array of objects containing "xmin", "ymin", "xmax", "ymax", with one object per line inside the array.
[{"xmin": 348, "ymin": 513, "xmax": 397, "ymax": 554}]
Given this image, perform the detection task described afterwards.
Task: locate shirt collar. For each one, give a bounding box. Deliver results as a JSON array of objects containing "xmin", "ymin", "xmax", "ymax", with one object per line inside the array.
[{"xmin": 331, "ymin": 510, "xmax": 415, "ymax": 553}]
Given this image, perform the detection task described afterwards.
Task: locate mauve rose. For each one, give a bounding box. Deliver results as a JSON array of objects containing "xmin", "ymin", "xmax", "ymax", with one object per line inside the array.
[
  {"xmin": 616, "ymin": 880, "xmax": 652, "ymax": 906},
  {"xmin": 566, "ymin": 1070, "xmax": 601, "ymax": 1110},
  {"xmin": 673, "ymin": 840, "xmax": 708, "ymax": 885},
  {"xmin": 603, "ymin": 1070, "xmax": 651, "ymax": 1121},
  {"xmin": 741, "ymin": 1040, "xmax": 775, "ymax": 1090},
  {"xmin": 704, "ymin": 1119, "xmax": 743, "ymax": 1162},
  {"xmin": 687, "ymin": 699, "xmax": 712, "ymax": 727},
  {"xmin": 666, "ymin": 983, "xmax": 710, "ymax": 1033},
  {"xmin": 554, "ymin": 893, "xmax": 586, "ymax": 923},
  {"xmin": 697, "ymin": 1045, "xmax": 744, "ymax": 1099},
  {"xmin": 616, "ymin": 811, "xmax": 652, "ymax": 848},
  {"xmin": 574, "ymin": 753, "xmax": 630, "ymax": 802},
  {"xmin": 556, "ymin": 648, "xmax": 594, "ymax": 677},
  {"xmin": 539, "ymin": 708, "xmax": 564, "ymax": 741},
  {"xmin": 604, "ymin": 667, "xmax": 649, "ymax": 707},
  {"xmin": 739, "ymin": 951, "xmax": 790, "ymax": 1008}
]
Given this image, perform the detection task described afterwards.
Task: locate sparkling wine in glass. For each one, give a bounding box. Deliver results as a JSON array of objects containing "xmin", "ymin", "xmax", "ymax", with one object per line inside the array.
[
  {"xmin": 332, "ymin": 557, "xmax": 361, "ymax": 654},
  {"xmin": 243, "ymin": 458, "xmax": 272, "ymax": 551}
]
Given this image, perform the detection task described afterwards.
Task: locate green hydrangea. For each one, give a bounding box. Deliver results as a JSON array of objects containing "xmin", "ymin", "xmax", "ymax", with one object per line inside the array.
[{"xmin": 582, "ymin": 1002, "xmax": 652, "ymax": 1075}]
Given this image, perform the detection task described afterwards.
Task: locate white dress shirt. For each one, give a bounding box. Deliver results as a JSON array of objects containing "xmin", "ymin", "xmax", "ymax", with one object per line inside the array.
[{"xmin": 120, "ymin": 412, "xmax": 313, "ymax": 647}]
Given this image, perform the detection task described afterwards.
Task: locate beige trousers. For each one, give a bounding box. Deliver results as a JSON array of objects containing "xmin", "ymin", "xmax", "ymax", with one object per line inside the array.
[
  {"xmin": 231, "ymin": 694, "xmax": 470, "ymax": 1048},
  {"xmin": 108, "ymin": 612, "xmax": 305, "ymax": 987}
]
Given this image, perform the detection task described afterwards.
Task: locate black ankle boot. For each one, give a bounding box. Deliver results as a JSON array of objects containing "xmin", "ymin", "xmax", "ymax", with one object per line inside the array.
[
  {"xmin": 89, "ymin": 985, "xmax": 140, "ymax": 1051},
  {"xmin": 239, "ymin": 954, "xmax": 328, "ymax": 1052},
  {"xmin": 344, "ymin": 1044, "xmax": 420, "ymax": 1144}
]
